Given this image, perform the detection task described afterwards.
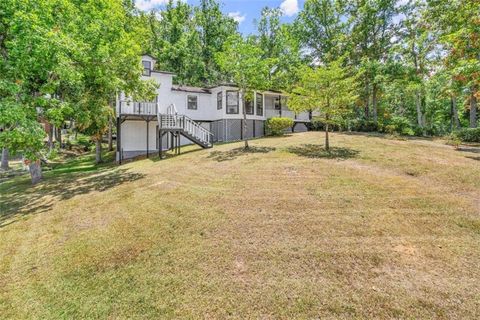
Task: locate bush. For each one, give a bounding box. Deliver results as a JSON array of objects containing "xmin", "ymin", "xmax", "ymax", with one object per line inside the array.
[
  {"xmin": 266, "ymin": 117, "xmax": 294, "ymax": 136},
  {"xmin": 349, "ymin": 119, "xmax": 379, "ymax": 132},
  {"xmin": 445, "ymin": 134, "xmax": 461, "ymax": 148},
  {"xmin": 453, "ymin": 128, "xmax": 480, "ymax": 143},
  {"xmin": 385, "ymin": 116, "xmax": 415, "ymax": 136},
  {"xmin": 307, "ymin": 119, "xmax": 341, "ymax": 132}
]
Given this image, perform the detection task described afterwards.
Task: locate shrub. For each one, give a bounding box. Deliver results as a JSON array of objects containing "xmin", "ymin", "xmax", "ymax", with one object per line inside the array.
[
  {"xmin": 445, "ymin": 134, "xmax": 461, "ymax": 148},
  {"xmin": 453, "ymin": 128, "xmax": 480, "ymax": 143},
  {"xmin": 386, "ymin": 116, "xmax": 415, "ymax": 136},
  {"xmin": 308, "ymin": 119, "xmax": 341, "ymax": 132},
  {"xmin": 349, "ymin": 119, "xmax": 379, "ymax": 132},
  {"xmin": 266, "ymin": 117, "xmax": 294, "ymax": 136}
]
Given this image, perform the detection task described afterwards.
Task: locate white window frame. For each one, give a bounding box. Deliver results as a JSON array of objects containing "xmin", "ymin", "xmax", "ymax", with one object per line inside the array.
[
  {"xmin": 142, "ymin": 60, "xmax": 151, "ymax": 76},
  {"xmin": 217, "ymin": 91, "xmax": 222, "ymax": 110},
  {"xmin": 187, "ymin": 95, "xmax": 198, "ymax": 110}
]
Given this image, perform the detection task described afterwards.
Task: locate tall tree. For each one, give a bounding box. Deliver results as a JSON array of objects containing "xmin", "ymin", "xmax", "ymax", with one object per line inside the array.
[
  {"xmin": 347, "ymin": 0, "xmax": 399, "ymax": 122},
  {"xmin": 147, "ymin": 0, "xmax": 205, "ymax": 85},
  {"xmin": 257, "ymin": 8, "xmax": 302, "ymax": 91},
  {"xmin": 426, "ymin": 0, "xmax": 480, "ymax": 128},
  {"xmin": 195, "ymin": 0, "xmax": 238, "ymax": 84},
  {"xmin": 295, "ymin": 0, "xmax": 346, "ymax": 64},
  {"xmin": 69, "ymin": 0, "xmax": 156, "ymax": 163}
]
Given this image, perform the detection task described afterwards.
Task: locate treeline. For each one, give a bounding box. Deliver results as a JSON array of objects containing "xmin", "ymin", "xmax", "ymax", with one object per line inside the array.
[{"xmin": 144, "ymin": 0, "xmax": 478, "ymax": 136}]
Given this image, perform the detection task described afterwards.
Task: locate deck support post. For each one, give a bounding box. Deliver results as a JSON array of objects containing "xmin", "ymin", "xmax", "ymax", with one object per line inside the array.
[
  {"xmin": 116, "ymin": 116, "xmax": 122, "ymax": 164},
  {"xmin": 146, "ymin": 120, "xmax": 149, "ymax": 158},
  {"xmin": 177, "ymin": 132, "xmax": 181, "ymax": 154},
  {"xmin": 159, "ymin": 129, "xmax": 163, "ymax": 159}
]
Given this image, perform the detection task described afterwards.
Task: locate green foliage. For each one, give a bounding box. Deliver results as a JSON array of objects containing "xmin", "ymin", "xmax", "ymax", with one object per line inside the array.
[
  {"xmin": 348, "ymin": 119, "xmax": 380, "ymax": 132},
  {"xmin": 265, "ymin": 117, "xmax": 294, "ymax": 136},
  {"xmin": 288, "ymin": 60, "xmax": 357, "ymax": 121},
  {"xmin": 384, "ymin": 116, "xmax": 415, "ymax": 136},
  {"xmin": 0, "ymin": 101, "xmax": 45, "ymax": 160},
  {"xmin": 216, "ymin": 34, "xmax": 272, "ymax": 92},
  {"xmin": 453, "ymin": 128, "xmax": 480, "ymax": 143}
]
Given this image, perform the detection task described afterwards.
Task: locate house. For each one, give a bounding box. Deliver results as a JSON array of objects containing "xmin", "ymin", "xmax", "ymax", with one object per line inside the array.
[{"xmin": 116, "ymin": 54, "xmax": 311, "ymax": 162}]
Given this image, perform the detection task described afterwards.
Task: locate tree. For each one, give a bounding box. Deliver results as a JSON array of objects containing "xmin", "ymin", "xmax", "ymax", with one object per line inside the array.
[
  {"xmin": 216, "ymin": 35, "xmax": 271, "ymax": 149},
  {"xmin": 295, "ymin": 0, "xmax": 346, "ymax": 64},
  {"xmin": 257, "ymin": 8, "xmax": 302, "ymax": 91},
  {"xmin": 426, "ymin": 0, "xmax": 480, "ymax": 128},
  {"xmin": 288, "ymin": 61, "xmax": 357, "ymax": 150},
  {"xmin": 195, "ymin": 0, "xmax": 238, "ymax": 84},
  {"xmin": 0, "ymin": 98, "xmax": 45, "ymax": 183},
  {"xmin": 347, "ymin": 0, "xmax": 399, "ymax": 122},
  {"xmin": 69, "ymin": 0, "xmax": 156, "ymax": 164}
]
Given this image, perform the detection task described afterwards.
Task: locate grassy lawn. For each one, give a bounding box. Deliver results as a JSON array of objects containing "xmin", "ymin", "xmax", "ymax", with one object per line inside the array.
[{"xmin": 1, "ymin": 132, "xmax": 479, "ymax": 319}]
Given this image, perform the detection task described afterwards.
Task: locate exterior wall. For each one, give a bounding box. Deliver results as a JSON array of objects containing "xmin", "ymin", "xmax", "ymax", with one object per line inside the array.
[
  {"xmin": 211, "ymin": 119, "xmax": 265, "ymax": 142},
  {"xmin": 120, "ymin": 120, "xmax": 158, "ymax": 152}
]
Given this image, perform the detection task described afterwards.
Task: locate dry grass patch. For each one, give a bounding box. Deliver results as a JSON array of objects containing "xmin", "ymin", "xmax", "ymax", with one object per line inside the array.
[{"xmin": 1, "ymin": 132, "xmax": 479, "ymax": 318}]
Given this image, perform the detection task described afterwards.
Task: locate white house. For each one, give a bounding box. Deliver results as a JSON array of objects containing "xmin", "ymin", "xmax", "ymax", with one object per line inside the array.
[{"xmin": 116, "ymin": 54, "xmax": 311, "ymax": 162}]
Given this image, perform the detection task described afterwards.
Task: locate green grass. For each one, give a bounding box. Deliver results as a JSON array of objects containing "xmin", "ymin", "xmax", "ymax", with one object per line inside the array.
[{"xmin": 1, "ymin": 132, "xmax": 479, "ymax": 319}]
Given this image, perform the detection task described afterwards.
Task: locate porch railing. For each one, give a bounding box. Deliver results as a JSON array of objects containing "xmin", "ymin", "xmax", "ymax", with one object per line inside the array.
[{"xmin": 118, "ymin": 100, "xmax": 158, "ymax": 115}]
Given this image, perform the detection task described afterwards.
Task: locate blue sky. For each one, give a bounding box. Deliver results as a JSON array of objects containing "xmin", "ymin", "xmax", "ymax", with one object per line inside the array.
[{"xmin": 135, "ymin": 0, "xmax": 305, "ymax": 34}]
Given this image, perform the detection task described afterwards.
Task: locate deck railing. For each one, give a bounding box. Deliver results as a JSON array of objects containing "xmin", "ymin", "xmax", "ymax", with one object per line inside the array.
[{"xmin": 118, "ymin": 100, "xmax": 158, "ymax": 115}]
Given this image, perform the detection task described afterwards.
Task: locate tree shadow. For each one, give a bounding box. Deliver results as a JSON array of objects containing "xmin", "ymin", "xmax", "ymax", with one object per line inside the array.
[
  {"xmin": 208, "ymin": 146, "xmax": 276, "ymax": 162},
  {"xmin": 457, "ymin": 146, "xmax": 480, "ymax": 154},
  {"xmin": 286, "ymin": 144, "xmax": 359, "ymax": 160},
  {"xmin": 0, "ymin": 166, "xmax": 144, "ymax": 229}
]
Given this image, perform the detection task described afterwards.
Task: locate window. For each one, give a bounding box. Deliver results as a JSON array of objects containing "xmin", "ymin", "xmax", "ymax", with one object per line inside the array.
[
  {"xmin": 187, "ymin": 95, "xmax": 198, "ymax": 110},
  {"xmin": 274, "ymin": 96, "xmax": 281, "ymax": 110},
  {"xmin": 256, "ymin": 93, "xmax": 263, "ymax": 116},
  {"xmin": 142, "ymin": 60, "xmax": 151, "ymax": 76},
  {"xmin": 245, "ymin": 97, "xmax": 254, "ymax": 115},
  {"xmin": 226, "ymin": 91, "xmax": 239, "ymax": 114},
  {"xmin": 217, "ymin": 92, "xmax": 222, "ymax": 110}
]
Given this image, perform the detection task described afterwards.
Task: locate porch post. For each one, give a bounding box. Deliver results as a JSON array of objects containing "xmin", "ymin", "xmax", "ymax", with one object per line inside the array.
[
  {"xmin": 146, "ymin": 120, "xmax": 149, "ymax": 158},
  {"xmin": 116, "ymin": 116, "xmax": 122, "ymax": 164},
  {"xmin": 159, "ymin": 129, "xmax": 163, "ymax": 159}
]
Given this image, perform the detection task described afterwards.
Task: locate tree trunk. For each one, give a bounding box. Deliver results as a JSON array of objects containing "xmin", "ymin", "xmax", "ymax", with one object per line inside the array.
[
  {"xmin": 364, "ymin": 81, "xmax": 370, "ymax": 118},
  {"xmin": 56, "ymin": 127, "xmax": 62, "ymax": 148},
  {"xmin": 372, "ymin": 83, "xmax": 378, "ymax": 123},
  {"xmin": 451, "ymin": 95, "xmax": 460, "ymax": 130},
  {"xmin": 415, "ymin": 90, "xmax": 423, "ymax": 128},
  {"xmin": 28, "ymin": 160, "xmax": 43, "ymax": 184},
  {"xmin": 48, "ymin": 124, "xmax": 54, "ymax": 151},
  {"xmin": 470, "ymin": 88, "xmax": 477, "ymax": 128},
  {"xmin": 241, "ymin": 89, "xmax": 249, "ymax": 149},
  {"xmin": 95, "ymin": 139, "xmax": 102, "ymax": 164},
  {"xmin": 1, "ymin": 148, "xmax": 9, "ymax": 170},
  {"xmin": 325, "ymin": 113, "xmax": 330, "ymax": 151},
  {"xmin": 108, "ymin": 118, "xmax": 113, "ymax": 151}
]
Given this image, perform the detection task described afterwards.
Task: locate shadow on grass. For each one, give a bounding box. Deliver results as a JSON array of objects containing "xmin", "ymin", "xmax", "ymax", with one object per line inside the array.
[
  {"xmin": 0, "ymin": 154, "xmax": 144, "ymax": 229},
  {"xmin": 208, "ymin": 146, "xmax": 276, "ymax": 162},
  {"xmin": 287, "ymin": 144, "xmax": 359, "ymax": 160}
]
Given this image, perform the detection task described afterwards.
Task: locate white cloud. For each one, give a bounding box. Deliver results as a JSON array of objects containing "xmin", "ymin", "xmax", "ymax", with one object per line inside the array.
[
  {"xmin": 135, "ymin": 0, "xmax": 169, "ymax": 11},
  {"xmin": 228, "ymin": 11, "xmax": 246, "ymax": 24},
  {"xmin": 280, "ymin": 0, "xmax": 299, "ymax": 17}
]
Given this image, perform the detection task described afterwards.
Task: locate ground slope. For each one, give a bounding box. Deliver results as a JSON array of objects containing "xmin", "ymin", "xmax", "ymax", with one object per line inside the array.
[{"xmin": 1, "ymin": 132, "xmax": 479, "ymax": 319}]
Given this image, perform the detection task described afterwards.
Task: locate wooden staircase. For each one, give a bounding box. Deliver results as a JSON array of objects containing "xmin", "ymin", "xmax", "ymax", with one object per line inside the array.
[{"xmin": 157, "ymin": 104, "xmax": 213, "ymax": 157}]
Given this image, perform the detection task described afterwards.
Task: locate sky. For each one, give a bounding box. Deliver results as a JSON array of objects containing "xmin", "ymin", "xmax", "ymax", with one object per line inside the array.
[{"xmin": 135, "ymin": 0, "xmax": 306, "ymax": 34}]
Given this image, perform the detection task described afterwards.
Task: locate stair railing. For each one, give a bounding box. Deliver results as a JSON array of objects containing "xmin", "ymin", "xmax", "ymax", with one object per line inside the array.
[{"xmin": 158, "ymin": 103, "xmax": 213, "ymax": 147}]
